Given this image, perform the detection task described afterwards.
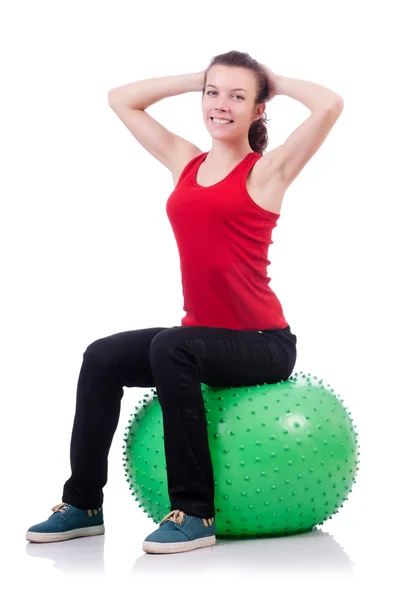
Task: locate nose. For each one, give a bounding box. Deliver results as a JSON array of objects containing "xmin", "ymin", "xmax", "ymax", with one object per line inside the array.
[
  {"xmin": 215, "ymin": 103, "xmax": 228, "ymax": 113},
  {"xmin": 214, "ymin": 96, "xmax": 229, "ymax": 112}
]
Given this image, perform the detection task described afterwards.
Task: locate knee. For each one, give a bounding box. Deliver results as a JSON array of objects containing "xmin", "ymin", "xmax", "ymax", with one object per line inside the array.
[
  {"xmin": 148, "ymin": 329, "xmax": 172, "ymax": 357},
  {"xmin": 83, "ymin": 338, "xmax": 114, "ymax": 364}
]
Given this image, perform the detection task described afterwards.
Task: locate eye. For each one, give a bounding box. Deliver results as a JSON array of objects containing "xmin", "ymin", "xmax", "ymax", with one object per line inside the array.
[{"xmin": 206, "ymin": 91, "xmax": 244, "ymax": 100}]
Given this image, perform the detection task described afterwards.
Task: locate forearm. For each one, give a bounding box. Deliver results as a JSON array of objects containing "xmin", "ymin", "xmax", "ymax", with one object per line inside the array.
[
  {"xmin": 276, "ymin": 76, "xmax": 343, "ymax": 111},
  {"xmin": 108, "ymin": 72, "xmax": 204, "ymax": 110}
]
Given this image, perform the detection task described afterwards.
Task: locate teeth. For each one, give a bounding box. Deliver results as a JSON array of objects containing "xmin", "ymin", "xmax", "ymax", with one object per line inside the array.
[{"xmin": 212, "ymin": 118, "xmax": 232, "ymax": 124}]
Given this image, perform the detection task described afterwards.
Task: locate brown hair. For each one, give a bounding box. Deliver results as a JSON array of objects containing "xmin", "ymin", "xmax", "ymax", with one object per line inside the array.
[{"xmin": 202, "ymin": 50, "xmax": 271, "ymax": 155}]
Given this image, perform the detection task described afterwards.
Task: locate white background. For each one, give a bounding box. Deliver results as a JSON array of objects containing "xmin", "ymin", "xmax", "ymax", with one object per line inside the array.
[{"xmin": 2, "ymin": 0, "xmax": 396, "ymax": 596}]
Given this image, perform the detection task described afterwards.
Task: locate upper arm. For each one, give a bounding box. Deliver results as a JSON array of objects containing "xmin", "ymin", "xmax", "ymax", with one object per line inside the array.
[
  {"xmin": 268, "ymin": 100, "xmax": 344, "ymax": 187},
  {"xmin": 108, "ymin": 93, "xmax": 202, "ymax": 182}
]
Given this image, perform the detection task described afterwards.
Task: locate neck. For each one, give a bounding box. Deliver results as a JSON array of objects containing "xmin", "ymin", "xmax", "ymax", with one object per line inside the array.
[{"xmin": 207, "ymin": 141, "xmax": 253, "ymax": 164}]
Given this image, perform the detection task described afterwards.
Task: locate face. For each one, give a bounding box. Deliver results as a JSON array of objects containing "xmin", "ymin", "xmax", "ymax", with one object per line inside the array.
[{"xmin": 202, "ymin": 64, "xmax": 264, "ymax": 141}]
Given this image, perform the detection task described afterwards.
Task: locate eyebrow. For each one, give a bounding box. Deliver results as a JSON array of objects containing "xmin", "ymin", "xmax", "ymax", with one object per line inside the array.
[{"xmin": 206, "ymin": 84, "xmax": 247, "ymax": 93}]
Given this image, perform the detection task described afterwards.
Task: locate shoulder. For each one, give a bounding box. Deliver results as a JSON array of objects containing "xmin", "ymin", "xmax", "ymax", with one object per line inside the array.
[
  {"xmin": 171, "ymin": 147, "xmax": 204, "ymax": 187},
  {"xmin": 252, "ymin": 147, "xmax": 288, "ymax": 187},
  {"xmin": 254, "ymin": 147, "xmax": 285, "ymax": 175}
]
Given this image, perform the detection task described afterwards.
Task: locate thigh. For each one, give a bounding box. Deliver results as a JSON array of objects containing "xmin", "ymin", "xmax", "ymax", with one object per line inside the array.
[
  {"xmin": 150, "ymin": 326, "xmax": 297, "ymax": 387},
  {"xmin": 84, "ymin": 326, "xmax": 171, "ymax": 388}
]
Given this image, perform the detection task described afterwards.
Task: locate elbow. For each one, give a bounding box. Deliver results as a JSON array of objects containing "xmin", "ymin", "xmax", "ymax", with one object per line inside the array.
[
  {"xmin": 108, "ymin": 89, "xmax": 119, "ymax": 106},
  {"xmin": 329, "ymin": 95, "xmax": 344, "ymax": 112}
]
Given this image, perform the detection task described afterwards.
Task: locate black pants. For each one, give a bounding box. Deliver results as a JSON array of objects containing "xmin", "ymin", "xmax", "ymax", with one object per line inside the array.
[{"xmin": 62, "ymin": 324, "xmax": 297, "ymax": 519}]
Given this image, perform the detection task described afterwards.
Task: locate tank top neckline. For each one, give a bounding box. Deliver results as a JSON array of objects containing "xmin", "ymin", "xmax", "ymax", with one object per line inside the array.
[{"xmin": 191, "ymin": 151, "xmax": 258, "ymax": 189}]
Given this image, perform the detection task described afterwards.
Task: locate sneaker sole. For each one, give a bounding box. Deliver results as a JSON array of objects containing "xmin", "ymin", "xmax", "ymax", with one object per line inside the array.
[
  {"xmin": 26, "ymin": 524, "xmax": 105, "ymax": 543},
  {"xmin": 142, "ymin": 535, "xmax": 216, "ymax": 554}
]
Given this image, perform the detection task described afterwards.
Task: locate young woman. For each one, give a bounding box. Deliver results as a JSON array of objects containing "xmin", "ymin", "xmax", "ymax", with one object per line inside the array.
[{"xmin": 26, "ymin": 50, "xmax": 343, "ymax": 554}]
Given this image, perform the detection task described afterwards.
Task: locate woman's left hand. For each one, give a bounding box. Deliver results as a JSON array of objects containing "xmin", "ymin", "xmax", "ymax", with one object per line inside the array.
[{"xmin": 260, "ymin": 63, "xmax": 281, "ymax": 102}]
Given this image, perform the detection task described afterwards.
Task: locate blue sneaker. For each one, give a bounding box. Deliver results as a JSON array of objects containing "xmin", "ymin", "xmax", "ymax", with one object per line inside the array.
[
  {"xmin": 142, "ymin": 509, "xmax": 216, "ymax": 554},
  {"xmin": 26, "ymin": 502, "xmax": 105, "ymax": 543}
]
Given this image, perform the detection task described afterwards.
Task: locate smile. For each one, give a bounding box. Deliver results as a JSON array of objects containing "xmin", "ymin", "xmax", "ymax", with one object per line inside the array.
[{"xmin": 210, "ymin": 117, "xmax": 234, "ymax": 124}]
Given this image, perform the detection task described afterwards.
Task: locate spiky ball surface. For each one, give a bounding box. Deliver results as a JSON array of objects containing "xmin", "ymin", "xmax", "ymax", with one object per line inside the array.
[{"xmin": 123, "ymin": 371, "xmax": 359, "ymax": 537}]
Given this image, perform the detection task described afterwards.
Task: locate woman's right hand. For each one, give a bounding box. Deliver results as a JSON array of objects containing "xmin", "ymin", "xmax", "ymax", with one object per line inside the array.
[{"xmin": 194, "ymin": 70, "xmax": 205, "ymax": 90}]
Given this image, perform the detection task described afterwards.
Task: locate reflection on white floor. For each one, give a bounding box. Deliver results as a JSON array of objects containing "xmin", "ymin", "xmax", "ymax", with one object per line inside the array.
[{"xmin": 25, "ymin": 525, "xmax": 353, "ymax": 576}]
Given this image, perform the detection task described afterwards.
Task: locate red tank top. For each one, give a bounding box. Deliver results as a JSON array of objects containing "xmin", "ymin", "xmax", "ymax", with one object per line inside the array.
[{"xmin": 166, "ymin": 151, "xmax": 289, "ymax": 330}]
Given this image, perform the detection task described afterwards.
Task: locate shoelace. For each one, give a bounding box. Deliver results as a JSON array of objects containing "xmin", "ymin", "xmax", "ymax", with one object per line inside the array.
[
  {"xmin": 159, "ymin": 509, "xmax": 214, "ymax": 527},
  {"xmin": 160, "ymin": 509, "xmax": 186, "ymax": 526},
  {"xmin": 51, "ymin": 503, "xmax": 69, "ymax": 514}
]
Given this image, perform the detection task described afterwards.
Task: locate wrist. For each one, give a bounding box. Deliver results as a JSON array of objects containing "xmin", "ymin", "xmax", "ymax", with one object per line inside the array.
[
  {"xmin": 194, "ymin": 71, "xmax": 205, "ymax": 92},
  {"xmin": 274, "ymin": 75, "xmax": 285, "ymax": 96}
]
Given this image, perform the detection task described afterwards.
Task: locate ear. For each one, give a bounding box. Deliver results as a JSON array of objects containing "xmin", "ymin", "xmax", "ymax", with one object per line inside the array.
[{"xmin": 253, "ymin": 102, "xmax": 266, "ymax": 120}]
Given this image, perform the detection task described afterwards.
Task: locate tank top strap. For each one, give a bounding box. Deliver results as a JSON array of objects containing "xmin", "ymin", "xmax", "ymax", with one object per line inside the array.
[
  {"xmin": 238, "ymin": 151, "xmax": 263, "ymax": 176},
  {"xmin": 226, "ymin": 152, "xmax": 262, "ymax": 187},
  {"xmin": 181, "ymin": 151, "xmax": 262, "ymax": 188},
  {"xmin": 176, "ymin": 152, "xmax": 207, "ymax": 188}
]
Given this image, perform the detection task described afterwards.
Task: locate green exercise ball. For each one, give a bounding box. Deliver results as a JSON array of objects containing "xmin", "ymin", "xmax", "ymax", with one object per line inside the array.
[{"xmin": 122, "ymin": 371, "xmax": 360, "ymax": 538}]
